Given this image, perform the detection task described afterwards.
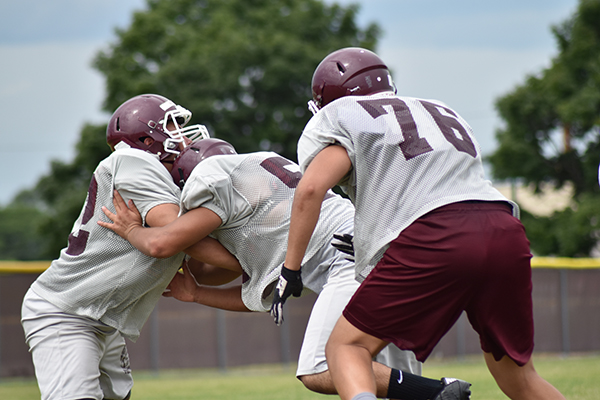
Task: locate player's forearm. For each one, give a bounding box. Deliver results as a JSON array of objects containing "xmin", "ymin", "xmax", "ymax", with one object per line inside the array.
[
  {"xmin": 130, "ymin": 207, "xmax": 223, "ymax": 259},
  {"xmin": 284, "ymin": 181, "xmax": 325, "ymax": 271},
  {"xmin": 126, "ymin": 226, "xmax": 182, "ymax": 258},
  {"xmin": 286, "ymin": 145, "xmax": 352, "ymax": 271},
  {"xmin": 184, "ymin": 237, "xmax": 242, "ymax": 273},
  {"xmin": 188, "ymin": 258, "xmax": 241, "ymax": 286},
  {"xmin": 193, "ymin": 285, "xmax": 250, "ymax": 312}
]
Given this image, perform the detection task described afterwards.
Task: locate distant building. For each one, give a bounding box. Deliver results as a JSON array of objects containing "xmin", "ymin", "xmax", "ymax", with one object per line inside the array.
[{"xmin": 494, "ymin": 181, "xmax": 574, "ymax": 217}]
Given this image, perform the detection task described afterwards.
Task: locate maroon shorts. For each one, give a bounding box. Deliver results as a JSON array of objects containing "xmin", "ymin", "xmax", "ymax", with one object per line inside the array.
[{"xmin": 343, "ymin": 201, "xmax": 534, "ymax": 366}]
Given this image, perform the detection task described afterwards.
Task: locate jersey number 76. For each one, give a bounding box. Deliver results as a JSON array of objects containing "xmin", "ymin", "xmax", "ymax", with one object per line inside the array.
[{"xmin": 357, "ymin": 98, "xmax": 477, "ymax": 160}]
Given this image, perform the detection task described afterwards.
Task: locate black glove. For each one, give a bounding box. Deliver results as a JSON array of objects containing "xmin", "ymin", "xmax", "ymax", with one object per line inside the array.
[
  {"xmin": 270, "ymin": 265, "xmax": 303, "ymax": 326},
  {"xmin": 332, "ymin": 233, "xmax": 355, "ymax": 262}
]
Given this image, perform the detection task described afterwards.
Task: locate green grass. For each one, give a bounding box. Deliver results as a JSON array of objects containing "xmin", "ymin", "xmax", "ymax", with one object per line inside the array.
[
  {"xmin": 422, "ymin": 353, "xmax": 600, "ymax": 400},
  {"xmin": 1, "ymin": 353, "xmax": 598, "ymax": 399}
]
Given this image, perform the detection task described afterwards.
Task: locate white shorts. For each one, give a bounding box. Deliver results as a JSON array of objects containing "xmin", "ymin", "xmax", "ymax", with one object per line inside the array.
[
  {"xmin": 296, "ymin": 223, "xmax": 421, "ymax": 378},
  {"xmin": 21, "ymin": 289, "xmax": 133, "ymax": 400}
]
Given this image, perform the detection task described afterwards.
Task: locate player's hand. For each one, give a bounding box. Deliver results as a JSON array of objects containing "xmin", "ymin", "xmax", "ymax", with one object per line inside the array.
[
  {"xmin": 332, "ymin": 233, "xmax": 354, "ymax": 262},
  {"xmin": 98, "ymin": 190, "xmax": 144, "ymax": 239},
  {"xmin": 163, "ymin": 261, "xmax": 199, "ymax": 303},
  {"xmin": 270, "ymin": 265, "xmax": 303, "ymax": 326}
]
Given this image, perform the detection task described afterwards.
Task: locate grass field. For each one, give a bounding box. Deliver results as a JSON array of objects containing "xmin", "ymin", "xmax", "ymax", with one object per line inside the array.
[{"xmin": 1, "ymin": 353, "xmax": 598, "ymax": 399}]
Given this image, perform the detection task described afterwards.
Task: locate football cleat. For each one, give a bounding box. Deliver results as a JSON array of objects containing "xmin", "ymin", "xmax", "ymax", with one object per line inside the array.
[{"xmin": 433, "ymin": 377, "xmax": 472, "ymax": 400}]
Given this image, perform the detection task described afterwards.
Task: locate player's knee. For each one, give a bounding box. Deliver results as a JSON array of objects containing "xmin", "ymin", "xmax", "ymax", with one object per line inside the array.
[
  {"xmin": 299, "ymin": 373, "xmax": 337, "ymax": 395},
  {"xmin": 486, "ymin": 356, "xmax": 541, "ymax": 398},
  {"xmin": 324, "ymin": 333, "xmax": 343, "ymax": 360},
  {"xmin": 299, "ymin": 374, "xmax": 320, "ymax": 392}
]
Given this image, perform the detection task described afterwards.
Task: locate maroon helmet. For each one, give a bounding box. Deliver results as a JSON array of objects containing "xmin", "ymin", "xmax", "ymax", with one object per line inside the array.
[
  {"xmin": 106, "ymin": 94, "xmax": 209, "ymax": 161},
  {"xmin": 308, "ymin": 47, "xmax": 396, "ymax": 114},
  {"xmin": 171, "ymin": 138, "xmax": 237, "ymax": 188}
]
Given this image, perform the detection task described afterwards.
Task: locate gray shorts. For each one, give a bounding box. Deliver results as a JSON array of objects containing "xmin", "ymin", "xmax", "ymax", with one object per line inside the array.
[
  {"xmin": 296, "ymin": 221, "xmax": 421, "ymax": 378},
  {"xmin": 21, "ymin": 289, "xmax": 133, "ymax": 400}
]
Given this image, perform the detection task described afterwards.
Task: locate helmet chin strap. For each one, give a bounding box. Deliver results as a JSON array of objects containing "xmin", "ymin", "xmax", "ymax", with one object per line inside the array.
[{"xmin": 177, "ymin": 168, "xmax": 185, "ymax": 189}]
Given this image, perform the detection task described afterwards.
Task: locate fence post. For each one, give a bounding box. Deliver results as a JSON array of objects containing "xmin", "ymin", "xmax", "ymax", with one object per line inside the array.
[
  {"xmin": 217, "ymin": 309, "xmax": 227, "ymax": 371},
  {"xmin": 280, "ymin": 308, "xmax": 291, "ymax": 368},
  {"xmin": 456, "ymin": 312, "xmax": 466, "ymax": 361},
  {"xmin": 0, "ymin": 280, "xmax": 2, "ymax": 380},
  {"xmin": 149, "ymin": 307, "xmax": 160, "ymax": 374},
  {"xmin": 559, "ymin": 269, "xmax": 570, "ymax": 355}
]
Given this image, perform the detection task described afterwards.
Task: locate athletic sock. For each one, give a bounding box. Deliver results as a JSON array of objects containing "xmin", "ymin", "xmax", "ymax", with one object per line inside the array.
[
  {"xmin": 386, "ymin": 368, "xmax": 444, "ymax": 400},
  {"xmin": 351, "ymin": 392, "xmax": 378, "ymax": 400}
]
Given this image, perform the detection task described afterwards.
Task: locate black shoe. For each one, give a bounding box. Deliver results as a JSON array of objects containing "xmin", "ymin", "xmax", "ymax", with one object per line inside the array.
[{"xmin": 433, "ymin": 377, "xmax": 472, "ymax": 400}]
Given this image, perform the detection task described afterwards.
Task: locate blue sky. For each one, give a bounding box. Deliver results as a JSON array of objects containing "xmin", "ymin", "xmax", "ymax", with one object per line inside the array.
[{"xmin": 0, "ymin": 0, "xmax": 579, "ymax": 205}]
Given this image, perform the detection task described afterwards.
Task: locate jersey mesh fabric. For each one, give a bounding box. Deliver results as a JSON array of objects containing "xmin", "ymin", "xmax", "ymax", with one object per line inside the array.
[
  {"xmin": 31, "ymin": 149, "xmax": 184, "ymax": 341},
  {"xmin": 298, "ymin": 92, "xmax": 518, "ymax": 282},
  {"xmin": 180, "ymin": 152, "xmax": 355, "ymax": 312}
]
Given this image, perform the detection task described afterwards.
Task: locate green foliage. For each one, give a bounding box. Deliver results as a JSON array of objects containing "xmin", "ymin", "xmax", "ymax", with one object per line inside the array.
[
  {"xmin": 1, "ymin": 0, "xmax": 378, "ymax": 260},
  {"xmin": 490, "ymin": 76, "xmax": 559, "ymax": 185},
  {"xmin": 0, "ymin": 204, "xmax": 49, "ymax": 260},
  {"xmin": 94, "ymin": 0, "xmax": 379, "ymax": 160},
  {"xmin": 33, "ymin": 123, "xmax": 111, "ymax": 259},
  {"xmin": 521, "ymin": 193, "xmax": 600, "ymax": 256},
  {"xmin": 489, "ymin": 0, "xmax": 600, "ymax": 256},
  {"xmin": 2, "ymin": 123, "xmax": 111, "ymax": 260}
]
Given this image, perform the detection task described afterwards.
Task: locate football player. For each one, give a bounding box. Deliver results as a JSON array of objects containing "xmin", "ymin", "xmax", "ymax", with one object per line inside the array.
[
  {"xmin": 98, "ymin": 138, "xmax": 469, "ymax": 399},
  {"xmin": 21, "ymin": 94, "xmax": 238, "ymax": 400},
  {"xmin": 276, "ymin": 47, "xmax": 565, "ymax": 400}
]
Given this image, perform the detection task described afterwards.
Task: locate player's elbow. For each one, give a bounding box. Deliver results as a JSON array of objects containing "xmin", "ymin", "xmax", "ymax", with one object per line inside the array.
[
  {"xmin": 145, "ymin": 237, "xmax": 179, "ymax": 259},
  {"xmin": 295, "ymin": 182, "xmax": 327, "ymax": 209}
]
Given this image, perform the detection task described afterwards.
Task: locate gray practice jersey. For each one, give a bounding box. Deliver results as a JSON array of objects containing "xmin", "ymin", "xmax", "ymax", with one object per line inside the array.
[
  {"xmin": 298, "ymin": 92, "xmax": 518, "ymax": 282},
  {"xmin": 180, "ymin": 151, "xmax": 355, "ymax": 312},
  {"xmin": 31, "ymin": 148, "xmax": 185, "ymax": 341}
]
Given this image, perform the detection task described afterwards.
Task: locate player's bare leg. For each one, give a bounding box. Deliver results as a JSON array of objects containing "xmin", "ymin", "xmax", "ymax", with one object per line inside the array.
[
  {"xmin": 299, "ymin": 361, "xmax": 394, "ymax": 397},
  {"xmin": 325, "ymin": 316, "xmax": 472, "ymax": 400},
  {"xmin": 301, "ymin": 361, "xmax": 471, "ymax": 399},
  {"xmin": 484, "ymin": 353, "xmax": 565, "ymax": 400},
  {"xmin": 325, "ymin": 315, "xmax": 387, "ymax": 400}
]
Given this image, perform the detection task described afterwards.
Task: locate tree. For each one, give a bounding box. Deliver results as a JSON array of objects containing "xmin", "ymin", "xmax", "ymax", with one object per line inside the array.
[
  {"xmin": 94, "ymin": 0, "xmax": 380, "ymax": 160},
  {"xmin": 0, "ymin": 202, "xmax": 49, "ymax": 260},
  {"xmin": 2, "ymin": 0, "xmax": 380, "ymax": 260},
  {"xmin": 489, "ymin": 0, "xmax": 600, "ymax": 256},
  {"xmin": 32, "ymin": 123, "xmax": 112, "ymax": 258}
]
